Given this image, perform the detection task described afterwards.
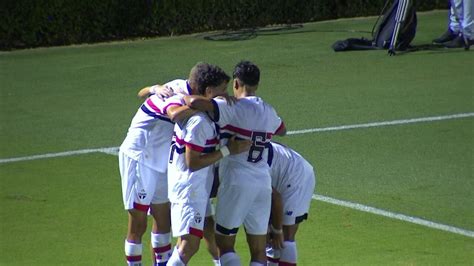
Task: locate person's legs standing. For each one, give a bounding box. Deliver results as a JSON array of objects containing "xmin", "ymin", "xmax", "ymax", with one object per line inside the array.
[
  {"xmin": 120, "ymin": 152, "xmax": 150, "ymax": 265},
  {"xmin": 266, "ymin": 163, "xmax": 315, "ymax": 266},
  {"xmin": 203, "ymin": 200, "xmax": 221, "ymax": 265},
  {"xmin": 443, "ymin": 0, "xmax": 474, "ymax": 47},
  {"xmin": 244, "ymin": 186, "xmax": 272, "ymax": 265},
  {"xmin": 450, "ymin": 0, "xmax": 463, "ymax": 34},
  {"xmin": 462, "ymin": 0, "xmax": 474, "ymax": 41},
  {"xmin": 168, "ymin": 201, "xmax": 207, "ymax": 265},
  {"xmin": 433, "ymin": 0, "xmax": 461, "ymax": 43},
  {"xmin": 150, "ymin": 203, "xmax": 172, "ymax": 266},
  {"xmin": 150, "ymin": 170, "xmax": 172, "ymax": 266},
  {"xmin": 215, "ymin": 184, "xmax": 251, "ymax": 266},
  {"xmin": 215, "ymin": 234, "xmax": 240, "ymax": 266}
]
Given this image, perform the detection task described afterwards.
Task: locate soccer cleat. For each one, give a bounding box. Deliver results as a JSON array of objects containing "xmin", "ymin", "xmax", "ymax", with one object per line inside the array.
[{"xmin": 432, "ymin": 30, "xmax": 458, "ymax": 44}]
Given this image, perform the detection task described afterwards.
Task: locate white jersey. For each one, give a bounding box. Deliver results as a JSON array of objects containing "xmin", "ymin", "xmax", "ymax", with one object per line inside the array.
[
  {"xmin": 268, "ymin": 142, "xmax": 314, "ymax": 193},
  {"xmin": 119, "ymin": 79, "xmax": 191, "ymax": 172},
  {"xmin": 268, "ymin": 142, "xmax": 316, "ymax": 225},
  {"xmin": 168, "ymin": 112, "xmax": 219, "ymax": 203},
  {"xmin": 212, "ymin": 96, "xmax": 284, "ymax": 188}
]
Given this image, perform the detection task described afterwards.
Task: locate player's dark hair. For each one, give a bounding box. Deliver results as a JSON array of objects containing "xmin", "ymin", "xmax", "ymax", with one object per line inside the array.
[
  {"xmin": 193, "ymin": 62, "xmax": 230, "ymax": 95},
  {"xmin": 233, "ymin": 60, "xmax": 260, "ymax": 86}
]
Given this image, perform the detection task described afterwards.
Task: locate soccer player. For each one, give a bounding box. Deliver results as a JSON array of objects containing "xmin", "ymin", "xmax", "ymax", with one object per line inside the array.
[
  {"xmin": 141, "ymin": 65, "xmax": 235, "ymax": 266},
  {"xmin": 265, "ymin": 142, "xmax": 316, "ymax": 266},
  {"xmin": 184, "ymin": 61, "xmax": 287, "ymax": 266},
  {"xmin": 119, "ymin": 62, "xmax": 220, "ymax": 266},
  {"xmin": 167, "ymin": 70, "xmax": 252, "ymax": 266}
]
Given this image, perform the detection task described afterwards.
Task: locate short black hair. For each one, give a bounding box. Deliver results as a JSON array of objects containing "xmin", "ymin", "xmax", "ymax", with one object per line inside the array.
[
  {"xmin": 193, "ymin": 63, "xmax": 230, "ymax": 95},
  {"xmin": 233, "ymin": 60, "xmax": 260, "ymax": 86}
]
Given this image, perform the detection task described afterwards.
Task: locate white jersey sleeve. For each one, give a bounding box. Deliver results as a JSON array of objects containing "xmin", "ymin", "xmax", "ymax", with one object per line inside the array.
[
  {"xmin": 183, "ymin": 115, "xmax": 218, "ymax": 153},
  {"xmin": 155, "ymin": 94, "xmax": 185, "ymax": 115},
  {"xmin": 163, "ymin": 79, "xmax": 192, "ymax": 95},
  {"xmin": 211, "ymin": 98, "xmax": 235, "ymax": 127}
]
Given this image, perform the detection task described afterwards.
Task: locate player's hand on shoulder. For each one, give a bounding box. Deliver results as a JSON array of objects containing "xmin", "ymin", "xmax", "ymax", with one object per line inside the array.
[
  {"xmin": 226, "ymin": 136, "xmax": 252, "ymax": 155},
  {"xmin": 152, "ymin": 85, "xmax": 174, "ymax": 100},
  {"xmin": 156, "ymin": 85, "xmax": 174, "ymax": 99},
  {"xmin": 137, "ymin": 85, "xmax": 174, "ymax": 100}
]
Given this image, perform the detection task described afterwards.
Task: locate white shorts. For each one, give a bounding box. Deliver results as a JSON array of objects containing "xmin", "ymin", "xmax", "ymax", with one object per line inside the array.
[
  {"xmin": 281, "ymin": 167, "xmax": 315, "ymax": 225},
  {"xmin": 119, "ymin": 151, "xmax": 168, "ymax": 212},
  {"xmin": 170, "ymin": 200, "xmax": 213, "ymax": 238},
  {"xmin": 215, "ymin": 184, "xmax": 272, "ymax": 235}
]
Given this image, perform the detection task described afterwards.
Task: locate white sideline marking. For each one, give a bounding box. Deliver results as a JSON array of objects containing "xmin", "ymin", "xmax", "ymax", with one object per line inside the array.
[
  {"xmin": 288, "ymin": 112, "xmax": 474, "ymax": 135},
  {"xmin": 1, "ymin": 112, "xmax": 473, "ymax": 164},
  {"xmin": 313, "ymin": 194, "xmax": 474, "ymax": 238},
  {"xmin": 0, "ymin": 147, "xmax": 119, "ymax": 164},
  {"xmin": 99, "ymin": 147, "xmax": 120, "ymax": 156}
]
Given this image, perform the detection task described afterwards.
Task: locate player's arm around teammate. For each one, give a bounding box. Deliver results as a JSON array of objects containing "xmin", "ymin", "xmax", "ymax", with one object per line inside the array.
[
  {"xmin": 184, "ymin": 93, "xmax": 287, "ymax": 138},
  {"xmin": 167, "ymin": 103, "xmax": 199, "ymax": 123},
  {"xmin": 186, "ymin": 135, "xmax": 250, "ymax": 171},
  {"xmin": 167, "ymin": 67, "xmax": 252, "ymax": 266}
]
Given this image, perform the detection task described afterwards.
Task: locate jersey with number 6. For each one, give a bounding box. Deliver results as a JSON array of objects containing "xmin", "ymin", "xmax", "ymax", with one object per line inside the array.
[{"xmin": 211, "ymin": 96, "xmax": 284, "ymax": 188}]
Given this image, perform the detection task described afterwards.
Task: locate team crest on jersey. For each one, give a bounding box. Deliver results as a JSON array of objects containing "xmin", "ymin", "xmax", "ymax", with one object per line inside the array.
[
  {"xmin": 138, "ymin": 190, "xmax": 147, "ymax": 200},
  {"xmin": 194, "ymin": 212, "xmax": 202, "ymax": 224},
  {"xmin": 285, "ymin": 210, "xmax": 293, "ymax": 216}
]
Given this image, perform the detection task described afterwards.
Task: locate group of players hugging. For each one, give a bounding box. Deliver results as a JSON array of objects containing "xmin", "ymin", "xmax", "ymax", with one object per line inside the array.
[{"xmin": 119, "ymin": 61, "xmax": 316, "ymax": 266}]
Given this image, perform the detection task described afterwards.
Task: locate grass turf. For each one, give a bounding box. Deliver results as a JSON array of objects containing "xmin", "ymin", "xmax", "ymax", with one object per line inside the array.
[{"xmin": 1, "ymin": 10, "xmax": 473, "ymax": 265}]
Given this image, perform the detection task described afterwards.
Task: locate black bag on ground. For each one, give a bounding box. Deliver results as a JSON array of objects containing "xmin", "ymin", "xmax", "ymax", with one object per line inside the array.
[{"xmin": 332, "ymin": 0, "xmax": 417, "ymax": 52}]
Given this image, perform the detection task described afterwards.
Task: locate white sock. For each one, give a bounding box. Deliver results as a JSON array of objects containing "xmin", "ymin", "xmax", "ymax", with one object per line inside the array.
[
  {"xmin": 151, "ymin": 232, "xmax": 172, "ymax": 265},
  {"xmin": 280, "ymin": 241, "xmax": 297, "ymax": 265},
  {"xmin": 124, "ymin": 240, "xmax": 142, "ymax": 266},
  {"xmin": 219, "ymin": 252, "xmax": 241, "ymax": 266},
  {"xmin": 213, "ymin": 259, "xmax": 221, "ymax": 266},
  {"xmin": 167, "ymin": 246, "xmax": 185, "ymax": 266},
  {"xmin": 265, "ymin": 245, "xmax": 280, "ymax": 266}
]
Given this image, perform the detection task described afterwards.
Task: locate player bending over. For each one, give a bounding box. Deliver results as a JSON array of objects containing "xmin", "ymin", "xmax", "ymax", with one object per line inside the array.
[{"xmin": 266, "ymin": 142, "xmax": 316, "ymax": 266}]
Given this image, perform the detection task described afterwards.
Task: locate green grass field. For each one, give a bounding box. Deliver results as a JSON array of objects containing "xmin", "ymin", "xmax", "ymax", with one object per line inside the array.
[{"xmin": 1, "ymin": 10, "xmax": 473, "ymax": 265}]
